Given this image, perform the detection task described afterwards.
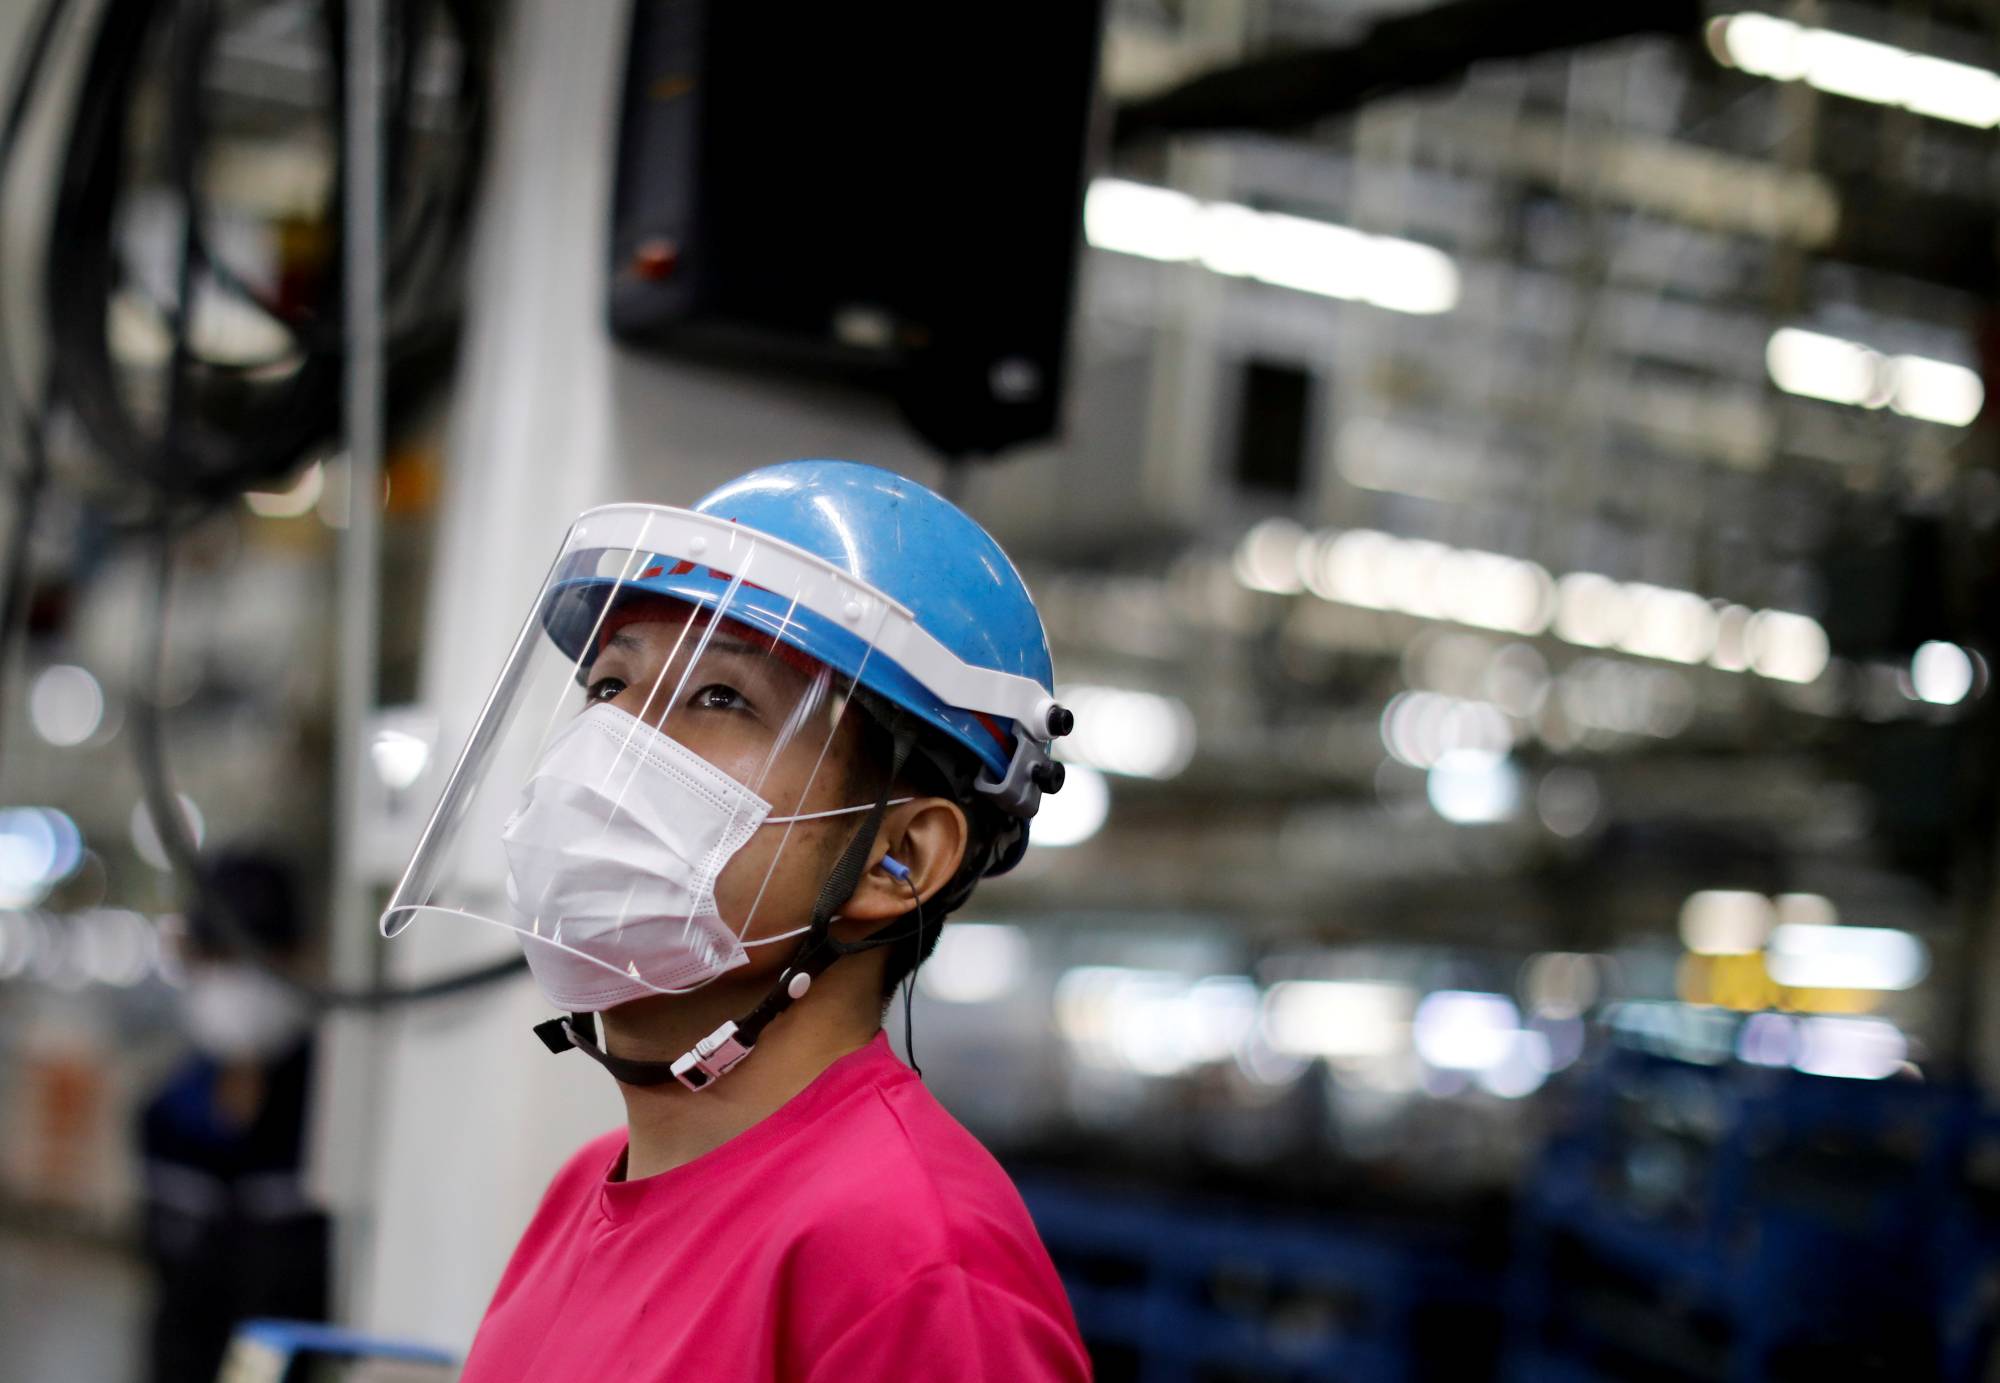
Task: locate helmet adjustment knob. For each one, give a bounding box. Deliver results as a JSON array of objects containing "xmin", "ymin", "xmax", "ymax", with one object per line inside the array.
[
  {"xmin": 1031, "ymin": 761, "xmax": 1066, "ymax": 794},
  {"xmin": 1045, "ymin": 704, "xmax": 1074, "ymax": 738}
]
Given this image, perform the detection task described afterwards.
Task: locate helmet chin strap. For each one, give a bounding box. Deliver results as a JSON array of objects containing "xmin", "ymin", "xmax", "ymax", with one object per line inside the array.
[{"xmin": 534, "ymin": 727, "xmax": 918, "ymax": 1091}]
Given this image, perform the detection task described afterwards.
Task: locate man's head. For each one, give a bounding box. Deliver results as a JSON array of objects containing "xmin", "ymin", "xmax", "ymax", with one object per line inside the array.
[
  {"xmin": 174, "ymin": 848, "xmax": 313, "ymax": 1062},
  {"xmin": 184, "ymin": 848, "xmax": 308, "ymax": 963},
  {"xmin": 581, "ymin": 596, "xmax": 995, "ymax": 998},
  {"xmin": 382, "ymin": 460, "xmax": 1069, "ymax": 1086}
]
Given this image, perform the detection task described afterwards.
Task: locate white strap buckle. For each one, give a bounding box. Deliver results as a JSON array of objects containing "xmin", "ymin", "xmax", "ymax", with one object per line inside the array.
[{"xmin": 670, "ymin": 1020, "xmax": 752, "ymax": 1091}]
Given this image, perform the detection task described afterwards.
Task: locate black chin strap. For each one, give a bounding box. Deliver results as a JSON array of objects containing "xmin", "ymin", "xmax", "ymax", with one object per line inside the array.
[{"xmin": 534, "ymin": 727, "xmax": 918, "ymax": 1091}]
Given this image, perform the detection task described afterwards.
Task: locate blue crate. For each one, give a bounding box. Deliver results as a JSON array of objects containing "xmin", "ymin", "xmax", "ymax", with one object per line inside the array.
[
  {"xmin": 1502, "ymin": 1049, "xmax": 1991, "ymax": 1383},
  {"xmin": 1019, "ymin": 1176, "xmax": 1497, "ymax": 1383}
]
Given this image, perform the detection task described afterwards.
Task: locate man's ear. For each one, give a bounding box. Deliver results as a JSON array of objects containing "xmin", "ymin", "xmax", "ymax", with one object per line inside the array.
[{"xmin": 837, "ymin": 797, "xmax": 969, "ymax": 931}]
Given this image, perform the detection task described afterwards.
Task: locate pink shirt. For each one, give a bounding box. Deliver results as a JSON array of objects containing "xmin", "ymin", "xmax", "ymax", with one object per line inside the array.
[{"xmin": 459, "ymin": 1033, "xmax": 1090, "ymax": 1382}]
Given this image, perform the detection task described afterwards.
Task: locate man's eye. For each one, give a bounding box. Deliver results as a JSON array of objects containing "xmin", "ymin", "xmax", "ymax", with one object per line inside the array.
[
  {"xmin": 586, "ymin": 676, "xmax": 627, "ymax": 703},
  {"xmin": 689, "ymin": 683, "xmax": 749, "ymax": 712}
]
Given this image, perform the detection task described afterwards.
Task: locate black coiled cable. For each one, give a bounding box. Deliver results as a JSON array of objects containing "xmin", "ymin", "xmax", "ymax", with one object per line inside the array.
[{"xmin": 17, "ymin": 0, "xmax": 526, "ymax": 1007}]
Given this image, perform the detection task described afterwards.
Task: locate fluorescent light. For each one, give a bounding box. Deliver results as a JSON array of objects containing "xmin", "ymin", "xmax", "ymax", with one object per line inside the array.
[
  {"xmin": 1426, "ymin": 748, "xmax": 1521, "ymax": 824},
  {"xmin": 1434, "ymin": 551, "xmax": 1556, "ymax": 636},
  {"xmin": 919, "ymin": 924, "xmax": 1030, "ymax": 1005},
  {"xmin": 1263, "ymin": 979, "xmax": 1414, "ymax": 1059},
  {"xmin": 1554, "ymin": 573, "xmax": 1629, "ymax": 649},
  {"xmin": 1767, "ymin": 327, "xmax": 1886, "ymax": 407},
  {"xmin": 1902, "ymin": 53, "xmax": 2000, "ymax": 127},
  {"xmin": 369, "ymin": 728, "xmax": 432, "ymax": 791},
  {"xmin": 1714, "ymin": 13, "xmax": 2000, "ymax": 129},
  {"xmin": 1774, "ymin": 893, "xmax": 1839, "ymax": 930},
  {"xmin": 1380, "ymin": 692, "xmax": 1513, "ymax": 769},
  {"xmin": 1767, "ymin": 923, "xmax": 1929, "ymax": 991},
  {"xmin": 1737, "ymin": 1011, "xmax": 1798, "ymax": 1067},
  {"xmin": 1362, "ymin": 235, "xmax": 1461, "ymax": 315},
  {"xmin": 30, "ymin": 665, "xmax": 105, "ymax": 748},
  {"xmin": 1710, "ymin": 604, "xmax": 1754, "ymax": 673},
  {"xmin": 1183, "ymin": 977, "xmax": 1262, "ymax": 1066},
  {"xmin": 1055, "ymin": 684, "xmax": 1197, "ymax": 780},
  {"xmin": 1522, "ymin": 952, "xmax": 1605, "ymax": 1019},
  {"xmin": 1792, "ymin": 1015, "xmax": 1909, "ymax": 1080},
  {"xmin": 1680, "ymin": 890, "xmax": 1776, "ymax": 955},
  {"xmin": 1714, "ymin": 12, "xmax": 1808, "ymax": 81},
  {"xmin": 1295, "ymin": 528, "xmax": 1552, "ymax": 634},
  {"xmin": 1478, "ymin": 1030, "xmax": 1553, "ymax": 1099},
  {"xmin": 1231, "ymin": 517, "xmax": 1307, "ymax": 594},
  {"xmin": 1746, "ymin": 609, "xmax": 1830, "ymax": 684},
  {"xmin": 1086, "ymin": 178, "xmax": 1460, "ymax": 315},
  {"xmin": 0, "ymin": 809, "xmax": 84, "ymax": 907},
  {"xmin": 1618, "ymin": 584, "xmax": 1719, "ymax": 665},
  {"xmin": 1801, "ymin": 29, "xmax": 1910, "ymax": 106},
  {"xmin": 1890, "ymin": 356, "xmax": 1984, "ymax": 426},
  {"xmin": 73, "ymin": 908, "xmax": 158, "ymax": 988},
  {"xmin": 1031, "ymin": 762, "xmax": 1109, "ymax": 848},
  {"xmin": 1084, "ymin": 179, "xmax": 1203, "ymax": 262},
  {"xmin": 1911, "ymin": 640, "xmax": 1975, "ymax": 706},
  {"xmin": 1307, "ymin": 529, "xmax": 1398, "ymax": 609},
  {"xmin": 1055, "ymin": 967, "xmax": 1259, "ymax": 1076},
  {"xmin": 1768, "ymin": 327, "xmax": 1983, "ymax": 426},
  {"xmin": 1413, "ymin": 990, "xmax": 1521, "ymax": 1072},
  {"xmin": 1266, "ymin": 525, "xmax": 1829, "ymax": 687},
  {"xmin": 1378, "ymin": 538, "xmax": 1453, "ymax": 620}
]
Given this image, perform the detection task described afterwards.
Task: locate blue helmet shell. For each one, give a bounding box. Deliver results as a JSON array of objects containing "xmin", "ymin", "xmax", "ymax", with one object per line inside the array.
[{"xmin": 541, "ymin": 459, "xmax": 1053, "ymax": 793}]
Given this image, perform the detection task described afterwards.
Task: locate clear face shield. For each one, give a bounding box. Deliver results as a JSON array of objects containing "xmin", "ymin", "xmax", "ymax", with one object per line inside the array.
[{"xmin": 381, "ymin": 507, "xmax": 915, "ymax": 1014}]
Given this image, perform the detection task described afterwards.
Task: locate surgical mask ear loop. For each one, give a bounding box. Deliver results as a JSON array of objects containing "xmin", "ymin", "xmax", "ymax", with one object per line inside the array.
[
  {"xmin": 765, "ymin": 798, "xmax": 914, "ymax": 825},
  {"xmin": 734, "ymin": 802, "xmax": 917, "ymax": 952}
]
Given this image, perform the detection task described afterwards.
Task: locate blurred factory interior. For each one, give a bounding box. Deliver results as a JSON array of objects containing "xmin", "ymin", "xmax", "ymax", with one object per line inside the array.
[{"xmin": 2, "ymin": 0, "xmax": 2000, "ymax": 1378}]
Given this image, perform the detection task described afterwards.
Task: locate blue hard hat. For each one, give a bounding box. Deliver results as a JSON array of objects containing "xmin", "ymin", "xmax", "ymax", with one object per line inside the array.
[{"xmin": 540, "ymin": 460, "xmax": 1055, "ymax": 865}]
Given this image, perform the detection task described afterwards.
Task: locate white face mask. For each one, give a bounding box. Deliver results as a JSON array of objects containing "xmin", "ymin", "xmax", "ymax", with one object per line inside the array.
[
  {"xmin": 181, "ymin": 963, "xmax": 310, "ymax": 1062},
  {"xmin": 500, "ymin": 704, "xmax": 901, "ymax": 1013}
]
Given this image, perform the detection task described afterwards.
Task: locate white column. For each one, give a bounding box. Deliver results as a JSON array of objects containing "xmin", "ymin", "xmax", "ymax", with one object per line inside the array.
[
  {"xmin": 325, "ymin": 0, "xmax": 631, "ymax": 1346},
  {"xmin": 326, "ymin": 0, "xmax": 942, "ymax": 1349}
]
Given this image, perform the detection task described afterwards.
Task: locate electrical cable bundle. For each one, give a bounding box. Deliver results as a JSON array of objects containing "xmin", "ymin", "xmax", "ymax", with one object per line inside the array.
[
  {"xmin": 0, "ymin": 0, "xmax": 528, "ymax": 1006},
  {"xmin": 48, "ymin": 0, "xmax": 490, "ymax": 511},
  {"xmin": 0, "ymin": 0, "xmax": 71, "ymax": 776}
]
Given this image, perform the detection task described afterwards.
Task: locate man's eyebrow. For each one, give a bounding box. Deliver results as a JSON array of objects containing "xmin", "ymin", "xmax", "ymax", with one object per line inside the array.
[
  {"xmin": 597, "ymin": 630, "xmax": 777, "ymax": 664},
  {"xmin": 702, "ymin": 637, "xmax": 779, "ymax": 660}
]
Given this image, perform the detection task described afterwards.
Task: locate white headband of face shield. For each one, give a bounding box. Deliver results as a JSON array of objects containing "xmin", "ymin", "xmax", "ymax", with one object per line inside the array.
[{"xmin": 498, "ymin": 704, "xmax": 910, "ymax": 1013}]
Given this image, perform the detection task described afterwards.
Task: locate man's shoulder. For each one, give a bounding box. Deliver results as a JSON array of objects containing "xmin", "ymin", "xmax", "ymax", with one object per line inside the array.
[
  {"xmin": 775, "ymin": 1074, "xmax": 1083, "ymax": 1374},
  {"xmin": 783, "ymin": 1070, "xmax": 1043, "ymax": 1267},
  {"xmin": 544, "ymin": 1127, "xmax": 624, "ymax": 1202}
]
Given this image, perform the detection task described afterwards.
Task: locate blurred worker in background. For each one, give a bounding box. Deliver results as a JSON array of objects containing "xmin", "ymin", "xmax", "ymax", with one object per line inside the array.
[
  {"xmin": 138, "ymin": 848, "xmax": 327, "ymax": 1383},
  {"xmin": 386, "ymin": 460, "xmax": 1088, "ymax": 1380}
]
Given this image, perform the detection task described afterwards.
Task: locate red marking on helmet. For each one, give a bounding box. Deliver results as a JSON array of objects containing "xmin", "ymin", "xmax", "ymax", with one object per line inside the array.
[
  {"xmin": 697, "ymin": 565, "xmax": 775, "ymax": 596},
  {"xmin": 972, "ymin": 711, "xmax": 1012, "ymax": 753},
  {"xmin": 648, "ymin": 557, "xmax": 772, "ymax": 596}
]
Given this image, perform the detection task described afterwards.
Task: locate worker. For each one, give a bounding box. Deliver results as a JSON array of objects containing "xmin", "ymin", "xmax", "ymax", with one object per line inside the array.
[
  {"xmin": 139, "ymin": 849, "xmax": 327, "ymax": 1383},
  {"xmin": 383, "ymin": 459, "xmax": 1089, "ymax": 1380}
]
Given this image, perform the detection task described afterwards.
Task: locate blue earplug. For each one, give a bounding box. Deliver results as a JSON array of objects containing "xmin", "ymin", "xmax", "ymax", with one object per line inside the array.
[{"xmin": 880, "ymin": 855, "xmax": 911, "ymax": 882}]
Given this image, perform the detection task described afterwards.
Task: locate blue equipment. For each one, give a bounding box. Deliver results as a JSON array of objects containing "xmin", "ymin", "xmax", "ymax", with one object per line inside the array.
[{"xmin": 218, "ymin": 1319, "xmax": 457, "ymax": 1382}]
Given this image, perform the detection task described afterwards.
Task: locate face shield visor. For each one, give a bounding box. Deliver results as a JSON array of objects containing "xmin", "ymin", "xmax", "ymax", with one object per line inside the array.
[{"xmin": 380, "ymin": 505, "xmax": 1061, "ymax": 1016}]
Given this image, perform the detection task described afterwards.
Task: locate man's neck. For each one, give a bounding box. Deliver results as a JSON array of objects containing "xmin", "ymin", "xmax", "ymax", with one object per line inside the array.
[{"xmin": 600, "ymin": 968, "xmax": 885, "ymax": 1181}]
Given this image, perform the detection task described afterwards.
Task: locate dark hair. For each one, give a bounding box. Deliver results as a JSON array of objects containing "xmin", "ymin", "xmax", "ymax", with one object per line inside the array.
[
  {"xmin": 845, "ymin": 696, "xmax": 1014, "ymax": 998},
  {"xmin": 186, "ymin": 848, "xmax": 307, "ymax": 956}
]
